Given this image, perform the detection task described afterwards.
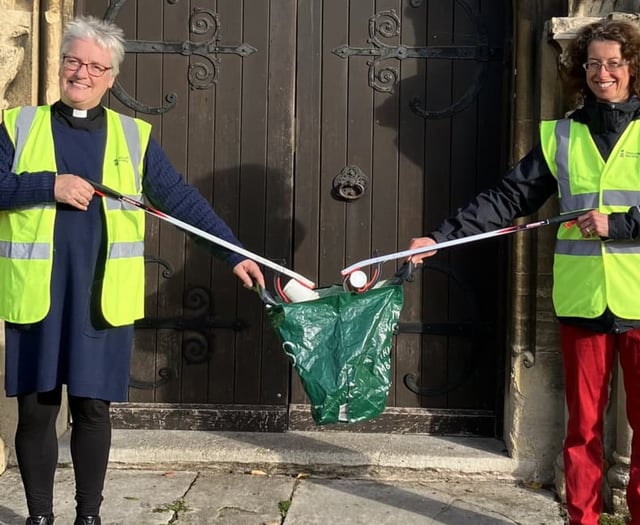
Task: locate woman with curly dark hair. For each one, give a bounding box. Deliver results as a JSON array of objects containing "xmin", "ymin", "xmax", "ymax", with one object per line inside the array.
[
  {"xmin": 562, "ymin": 18, "xmax": 640, "ymax": 105},
  {"xmin": 407, "ymin": 18, "xmax": 640, "ymax": 525}
]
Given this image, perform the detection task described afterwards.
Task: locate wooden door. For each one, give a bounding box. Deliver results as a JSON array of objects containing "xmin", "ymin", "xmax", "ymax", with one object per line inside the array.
[
  {"xmin": 76, "ymin": 0, "xmax": 296, "ymax": 431},
  {"xmin": 290, "ymin": 0, "xmax": 510, "ymax": 435},
  {"xmin": 75, "ymin": 0, "xmax": 510, "ymax": 435}
]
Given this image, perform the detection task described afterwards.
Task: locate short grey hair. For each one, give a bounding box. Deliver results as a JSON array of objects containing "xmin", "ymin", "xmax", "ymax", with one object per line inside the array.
[{"xmin": 61, "ymin": 16, "xmax": 126, "ymax": 76}]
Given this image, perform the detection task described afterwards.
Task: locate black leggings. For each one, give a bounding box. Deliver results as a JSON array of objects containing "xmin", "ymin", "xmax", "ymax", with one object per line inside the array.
[{"xmin": 15, "ymin": 389, "xmax": 111, "ymax": 517}]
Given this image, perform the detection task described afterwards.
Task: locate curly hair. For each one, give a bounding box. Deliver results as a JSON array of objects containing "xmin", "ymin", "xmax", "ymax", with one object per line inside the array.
[{"xmin": 560, "ymin": 18, "xmax": 640, "ymax": 105}]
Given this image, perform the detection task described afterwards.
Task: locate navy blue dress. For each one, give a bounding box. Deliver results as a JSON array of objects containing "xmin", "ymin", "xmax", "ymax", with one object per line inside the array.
[
  {"xmin": 3, "ymin": 103, "xmax": 246, "ymax": 401},
  {"xmin": 4, "ymin": 116, "xmax": 134, "ymax": 400}
]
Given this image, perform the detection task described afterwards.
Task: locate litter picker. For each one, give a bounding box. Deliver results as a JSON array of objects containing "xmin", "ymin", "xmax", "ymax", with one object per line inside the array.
[
  {"xmin": 86, "ymin": 179, "xmax": 316, "ymax": 289},
  {"xmin": 341, "ymin": 210, "xmax": 586, "ymax": 278}
]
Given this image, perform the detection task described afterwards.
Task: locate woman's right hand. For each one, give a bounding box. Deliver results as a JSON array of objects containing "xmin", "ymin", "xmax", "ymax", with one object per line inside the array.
[
  {"xmin": 407, "ymin": 236, "xmax": 438, "ymax": 264},
  {"xmin": 54, "ymin": 174, "xmax": 95, "ymax": 210}
]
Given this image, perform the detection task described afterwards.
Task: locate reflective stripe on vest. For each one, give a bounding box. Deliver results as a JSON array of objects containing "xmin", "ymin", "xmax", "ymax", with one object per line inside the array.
[
  {"xmin": 109, "ymin": 241, "xmax": 145, "ymax": 259},
  {"xmin": 0, "ymin": 241, "xmax": 50, "ymax": 259},
  {"xmin": 0, "ymin": 105, "xmax": 151, "ymax": 324},
  {"xmin": 540, "ymin": 118, "xmax": 640, "ymax": 318},
  {"xmin": 11, "ymin": 106, "xmax": 38, "ymax": 173},
  {"xmin": 555, "ymin": 239, "xmax": 640, "ymax": 256}
]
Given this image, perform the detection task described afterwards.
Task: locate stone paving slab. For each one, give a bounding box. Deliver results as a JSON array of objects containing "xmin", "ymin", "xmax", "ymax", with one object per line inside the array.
[
  {"xmin": 283, "ymin": 478, "xmax": 563, "ymax": 525},
  {"xmin": 0, "ymin": 467, "xmax": 564, "ymax": 525},
  {"xmin": 0, "ymin": 467, "xmax": 196, "ymax": 525},
  {"xmin": 173, "ymin": 471, "xmax": 294, "ymax": 524}
]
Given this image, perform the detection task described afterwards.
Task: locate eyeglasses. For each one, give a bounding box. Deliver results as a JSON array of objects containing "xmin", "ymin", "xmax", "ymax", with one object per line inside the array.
[
  {"xmin": 62, "ymin": 55, "xmax": 112, "ymax": 77},
  {"xmin": 582, "ymin": 60, "xmax": 628, "ymax": 72}
]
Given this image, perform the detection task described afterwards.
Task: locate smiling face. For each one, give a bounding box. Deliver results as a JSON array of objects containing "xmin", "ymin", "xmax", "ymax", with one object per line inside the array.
[
  {"xmin": 586, "ymin": 40, "xmax": 632, "ymax": 103},
  {"xmin": 59, "ymin": 37, "xmax": 115, "ymax": 110}
]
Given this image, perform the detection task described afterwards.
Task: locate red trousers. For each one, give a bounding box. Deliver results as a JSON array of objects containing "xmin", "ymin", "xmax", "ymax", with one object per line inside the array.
[{"xmin": 561, "ymin": 325, "xmax": 640, "ymax": 525}]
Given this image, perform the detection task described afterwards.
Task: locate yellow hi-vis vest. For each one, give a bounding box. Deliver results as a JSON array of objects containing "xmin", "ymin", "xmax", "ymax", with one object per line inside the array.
[
  {"xmin": 540, "ymin": 118, "xmax": 640, "ymax": 319},
  {"xmin": 0, "ymin": 105, "xmax": 151, "ymax": 326}
]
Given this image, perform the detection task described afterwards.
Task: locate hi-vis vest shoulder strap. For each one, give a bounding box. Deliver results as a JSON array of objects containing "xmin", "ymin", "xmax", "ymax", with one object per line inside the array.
[
  {"xmin": 540, "ymin": 118, "xmax": 640, "ymax": 318},
  {"xmin": 0, "ymin": 105, "xmax": 151, "ymax": 325}
]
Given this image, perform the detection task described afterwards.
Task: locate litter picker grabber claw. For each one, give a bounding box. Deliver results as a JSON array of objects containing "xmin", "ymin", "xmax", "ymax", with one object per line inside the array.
[
  {"xmin": 341, "ymin": 209, "xmax": 586, "ymax": 278},
  {"xmin": 341, "ymin": 259, "xmax": 416, "ymax": 294},
  {"xmin": 86, "ymin": 179, "xmax": 316, "ymax": 289}
]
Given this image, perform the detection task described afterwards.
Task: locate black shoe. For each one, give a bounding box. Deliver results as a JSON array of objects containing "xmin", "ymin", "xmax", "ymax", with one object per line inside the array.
[
  {"xmin": 25, "ymin": 516, "xmax": 54, "ymax": 525},
  {"xmin": 74, "ymin": 517, "xmax": 101, "ymax": 525}
]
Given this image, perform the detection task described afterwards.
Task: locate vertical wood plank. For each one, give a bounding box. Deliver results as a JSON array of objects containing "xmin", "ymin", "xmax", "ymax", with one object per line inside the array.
[
  {"xmin": 207, "ymin": 0, "xmax": 245, "ymax": 403},
  {"xmin": 319, "ymin": 0, "xmax": 349, "ymax": 284},
  {"xmin": 291, "ymin": 0, "xmax": 323, "ymax": 405},
  {"xmin": 294, "ymin": 0, "xmax": 322, "ymax": 281},
  {"xmin": 153, "ymin": 0, "xmax": 191, "ymax": 403},
  {"xmin": 393, "ymin": 0, "xmax": 427, "ymax": 408},
  {"xmin": 344, "ymin": 0, "xmax": 375, "ymax": 268},
  {"xmin": 371, "ymin": 0, "xmax": 400, "ymax": 264},
  {"xmin": 446, "ymin": 0, "xmax": 481, "ymax": 408},
  {"xmin": 238, "ymin": 0, "xmax": 272, "ymax": 404},
  {"xmin": 213, "ymin": 0, "xmax": 273, "ymax": 406},
  {"xmin": 421, "ymin": 0, "xmax": 454, "ymax": 409},
  {"xmin": 260, "ymin": 0, "xmax": 297, "ymax": 404},
  {"xmin": 182, "ymin": 0, "xmax": 217, "ymax": 403}
]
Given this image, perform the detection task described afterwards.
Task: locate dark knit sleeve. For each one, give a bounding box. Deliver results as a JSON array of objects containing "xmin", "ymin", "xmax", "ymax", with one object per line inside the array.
[
  {"xmin": 607, "ymin": 207, "xmax": 640, "ymax": 240},
  {"xmin": 429, "ymin": 144, "xmax": 558, "ymax": 242},
  {"xmin": 0, "ymin": 122, "xmax": 56, "ymax": 209},
  {"xmin": 141, "ymin": 137, "xmax": 245, "ymax": 267}
]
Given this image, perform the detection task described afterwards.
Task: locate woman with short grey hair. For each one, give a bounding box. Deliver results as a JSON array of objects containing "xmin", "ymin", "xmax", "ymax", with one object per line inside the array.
[{"xmin": 1, "ymin": 15, "xmax": 264, "ymax": 525}]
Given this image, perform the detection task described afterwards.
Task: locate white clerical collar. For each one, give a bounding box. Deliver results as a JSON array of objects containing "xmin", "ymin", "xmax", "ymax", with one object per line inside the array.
[{"xmin": 72, "ymin": 108, "xmax": 88, "ymax": 118}]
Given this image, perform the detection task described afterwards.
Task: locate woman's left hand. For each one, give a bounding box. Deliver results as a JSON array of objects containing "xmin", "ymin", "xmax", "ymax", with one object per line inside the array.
[{"xmin": 576, "ymin": 210, "xmax": 608, "ymax": 238}]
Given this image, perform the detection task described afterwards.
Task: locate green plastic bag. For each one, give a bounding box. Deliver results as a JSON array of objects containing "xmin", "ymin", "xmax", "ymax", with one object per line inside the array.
[{"xmin": 266, "ymin": 284, "xmax": 404, "ymax": 425}]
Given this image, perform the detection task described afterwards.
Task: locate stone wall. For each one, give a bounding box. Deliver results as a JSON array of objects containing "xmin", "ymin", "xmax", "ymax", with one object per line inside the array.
[
  {"xmin": 501, "ymin": 0, "xmax": 569, "ymax": 483},
  {"xmin": 0, "ymin": 0, "xmax": 48, "ymax": 107},
  {"xmin": 569, "ymin": 0, "xmax": 640, "ymax": 16}
]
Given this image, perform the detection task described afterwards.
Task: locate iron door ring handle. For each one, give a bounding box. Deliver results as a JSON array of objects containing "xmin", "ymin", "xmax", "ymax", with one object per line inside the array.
[{"xmin": 332, "ymin": 166, "xmax": 369, "ymax": 201}]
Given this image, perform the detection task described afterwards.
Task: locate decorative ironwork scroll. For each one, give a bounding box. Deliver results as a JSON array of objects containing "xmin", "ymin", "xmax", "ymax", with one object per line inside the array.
[
  {"xmin": 332, "ymin": 1, "xmax": 502, "ymax": 119},
  {"xmin": 134, "ymin": 286, "xmax": 246, "ymax": 365},
  {"xmin": 104, "ymin": 0, "xmax": 257, "ymax": 114},
  {"xmin": 332, "ymin": 10, "xmax": 403, "ymax": 93},
  {"xmin": 130, "ymin": 259, "xmax": 246, "ymax": 389},
  {"xmin": 129, "ymin": 368, "xmax": 173, "ymax": 390},
  {"xmin": 396, "ymin": 262, "xmax": 491, "ymax": 397}
]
